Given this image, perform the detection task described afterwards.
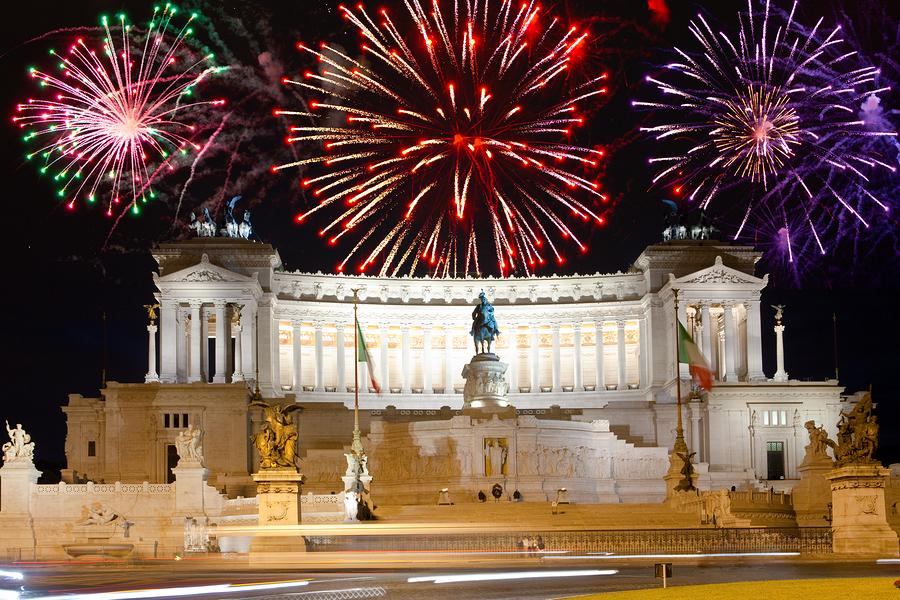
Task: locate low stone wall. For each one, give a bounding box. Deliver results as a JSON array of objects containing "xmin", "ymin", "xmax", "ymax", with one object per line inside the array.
[
  {"xmin": 367, "ymin": 415, "xmax": 669, "ymax": 504},
  {"xmin": 1, "ymin": 462, "xmax": 348, "ymax": 560},
  {"xmin": 304, "ymin": 527, "xmax": 833, "ymax": 555}
]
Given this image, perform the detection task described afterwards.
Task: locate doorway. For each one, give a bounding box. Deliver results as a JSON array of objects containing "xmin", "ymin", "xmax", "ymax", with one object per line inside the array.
[
  {"xmin": 766, "ymin": 441, "xmax": 785, "ymax": 480},
  {"xmin": 166, "ymin": 444, "xmax": 178, "ymax": 483}
]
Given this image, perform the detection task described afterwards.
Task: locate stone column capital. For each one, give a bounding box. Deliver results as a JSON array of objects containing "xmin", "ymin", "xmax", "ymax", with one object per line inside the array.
[{"xmin": 616, "ymin": 319, "xmax": 627, "ymax": 329}]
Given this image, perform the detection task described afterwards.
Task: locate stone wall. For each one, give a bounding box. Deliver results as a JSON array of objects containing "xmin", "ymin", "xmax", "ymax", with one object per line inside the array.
[{"xmin": 367, "ymin": 414, "xmax": 669, "ymax": 504}]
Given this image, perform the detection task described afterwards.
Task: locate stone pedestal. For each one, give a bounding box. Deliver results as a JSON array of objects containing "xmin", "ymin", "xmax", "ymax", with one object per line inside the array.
[
  {"xmin": 0, "ymin": 460, "xmax": 42, "ymax": 559},
  {"xmin": 461, "ymin": 353, "xmax": 514, "ymax": 416},
  {"xmin": 172, "ymin": 461, "xmax": 211, "ymax": 514},
  {"xmin": 254, "ymin": 468, "xmax": 303, "ymax": 526},
  {"xmin": 792, "ymin": 457, "xmax": 834, "ymax": 527},
  {"xmin": 826, "ymin": 464, "xmax": 899, "ymax": 556},
  {"xmin": 0, "ymin": 460, "xmax": 41, "ymax": 515},
  {"xmin": 250, "ymin": 468, "xmax": 305, "ymax": 557},
  {"xmin": 341, "ymin": 472, "xmax": 374, "ymax": 521}
]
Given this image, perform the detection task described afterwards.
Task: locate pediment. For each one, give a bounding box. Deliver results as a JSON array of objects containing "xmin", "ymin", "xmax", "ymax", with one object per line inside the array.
[
  {"xmin": 157, "ymin": 253, "xmax": 255, "ymax": 284},
  {"xmin": 673, "ymin": 256, "xmax": 766, "ymax": 286}
]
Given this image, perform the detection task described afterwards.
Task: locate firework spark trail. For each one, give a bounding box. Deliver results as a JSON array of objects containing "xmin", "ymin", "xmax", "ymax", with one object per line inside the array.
[
  {"xmin": 637, "ymin": 0, "xmax": 897, "ymax": 263},
  {"xmin": 12, "ymin": 5, "xmax": 226, "ymax": 218},
  {"xmin": 174, "ymin": 111, "xmax": 231, "ymax": 220},
  {"xmin": 275, "ymin": 0, "xmax": 611, "ymax": 276}
]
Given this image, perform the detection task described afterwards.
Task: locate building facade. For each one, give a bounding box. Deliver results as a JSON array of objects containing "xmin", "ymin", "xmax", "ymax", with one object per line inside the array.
[{"xmin": 63, "ymin": 238, "xmax": 849, "ymax": 500}]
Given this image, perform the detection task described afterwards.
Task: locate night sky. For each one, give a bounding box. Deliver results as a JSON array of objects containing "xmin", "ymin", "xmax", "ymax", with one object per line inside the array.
[{"xmin": 0, "ymin": 1, "xmax": 897, "ymax": 478}]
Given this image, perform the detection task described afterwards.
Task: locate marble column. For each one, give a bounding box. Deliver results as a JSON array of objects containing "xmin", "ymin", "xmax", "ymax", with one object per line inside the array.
[
  {"xmin": 443, "ymin": 325, "xmax": 453, "ymax": 394},
  {"xmin": 314, "ymin": 322, "xmax": 324, "ymax": 392},
  {"xmin": 400, "ymin": 325, "xmax": 411, "ymax": 393},
  {"xmin": 573, "ymin": 323, "xmax": 583, "ymax": 391},
  {"xmin": 335, "ymin": 323, "xmax": 346, "ymax": 392},
  {"xmin": 616, "ymin": 319, "xmax": 627, "ymax": 390},
  {"xmin": 530, "ymin": 327, "xmax": 540, "ymax": 392},
  {"xmin": 774, "ymin": 323, "xmax": 788, "ymax": 382},
  {"xmin": 701, "ymin": 303, "xmax": 714, "ymax": 376},
  {"xmin": 638, "ymin": 317, "xmax": 648, "ymax": 389},
  {"xmin": 595, "ymin": 320, "xmax": 605, "ymax": 390},
  {"xmin": 213, "ymin": 302, "xmax": 228, "ymax": 383},
  {"xmin": 380, "ymin": 326, "xmax": 390, "ymax": 393},
  {"xmin": 723, "ymin": 302, "xmax": 738, "ymax": 381},
  {"xmin": 232, "ymin": 321, "xmax": 244, "ymax": 382},
  {"xmin": 243, "ymin": 305, "xmax": 256, "ymax": 384},
  {"xmin": 422, "ymin": 327, "xmax": 433, "ymax": 394},
  {"xmin": 159, "ymin": 300, "xmax": 177, "ymax": 383},
  {"xmin": 507, "ymin": 324, "xmax": 518, "ymax": 393},
  {"xmin": 145, "ymin": 323, "xmax": 159, "ymax": 383},
  {"xmin": 188, "ymin": 302, "xmax": 202, "ymax": 383},
  {"xmin": 690, "ymin": 401, "xmax": 702, "ymax": 461},
  {"xmin": 551, "ymin": 323, "xmax": 562, "ymax": 392},
  {"xmin": 292, "ymin": 320, "xmax": 303, "ymax": 392},
  {"xmin": 200, "ymin": 306, "xmax": 210, "ymax": 383},
  {"xmin": 677, "ymin": 300, "xmax": 689, "ymax": 379},
  {"xmin": 746, "ymin": 299, "xmax": 765, "ymax": 381},
  {"xmin": 255, "ymin": 298, "xmax": 279, "ymax": 397},
  {"xmin": 175, "ymin": 308, "xmax": 187, "ymax": 383}
]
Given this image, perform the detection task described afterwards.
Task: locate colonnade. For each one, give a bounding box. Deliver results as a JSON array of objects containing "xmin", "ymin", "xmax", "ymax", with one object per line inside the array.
[
  {"xmin": 285, "ymin": 318, "xmax": 645, "ymax": 394},
  {"xmin": 682, "ymin": 300, "xmax": 764, "ymax": 382},
  {"xmin": 156, "ymin": 301, "xmax": 251, "ymax": 384}
]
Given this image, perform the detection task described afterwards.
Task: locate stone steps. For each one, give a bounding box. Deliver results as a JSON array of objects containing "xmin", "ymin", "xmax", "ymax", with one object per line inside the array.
[{"xmin": 374, "ymin": 502, "xmax": 703, "ymax": 530}]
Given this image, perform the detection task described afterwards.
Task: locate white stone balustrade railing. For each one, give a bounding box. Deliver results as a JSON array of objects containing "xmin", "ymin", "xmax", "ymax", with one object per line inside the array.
[{"xmin": 33, "ymin": 481, "xmax": 173, "ymax": 495}]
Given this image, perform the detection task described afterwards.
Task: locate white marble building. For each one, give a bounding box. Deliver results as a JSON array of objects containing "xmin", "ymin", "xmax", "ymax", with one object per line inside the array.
[{"xmin": 64, "ymin": 237, "xmax": 850, "ymax": 500}]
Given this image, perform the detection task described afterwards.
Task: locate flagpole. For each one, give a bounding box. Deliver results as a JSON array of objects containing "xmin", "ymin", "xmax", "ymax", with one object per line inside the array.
[
  {"xmin": 672, "ymin": 288, "xmax": 688, "ymax": 455},
  {"xmin": 351, "ymin": 288, "xmax": 363, "ymax": 455}
]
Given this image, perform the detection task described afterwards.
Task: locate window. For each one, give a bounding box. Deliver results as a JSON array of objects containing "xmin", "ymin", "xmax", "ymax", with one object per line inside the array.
[
  {"xmin": 771, "ymin": 410, "xmax": 778, "ymax": 426},
  {"xmin": 87, "ymin": 441, "xmax": 96, "ymax": 457},
  {"xmin": 166, "ymin": 445, "xmax": 178, "ymax": 483},
  {"xmin": 183, "ymin": 413, "xmax": 189, "ymax": 428},
  {"xmin": 163, "ymin": 413, "xmax": 189, "ymax": 429},
  {"xmin": 766, "ymin": 441, "xmax": 785, "ymax": 480},
  {"xmin": 762, "ymin": 411, "xmax": 769, "ymax": 426},
  {"xmin": 780, "ymin": 410, "xmax": 787, "ymax": 426}
]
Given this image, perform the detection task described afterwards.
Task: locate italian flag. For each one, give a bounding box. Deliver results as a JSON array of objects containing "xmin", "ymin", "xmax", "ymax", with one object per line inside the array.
[
  {"xmin": 356, "ymin": 317, "xmax": 381, "ymax": 394},
  {"xmin": 678, "ymin": 320, "xmax": 713, "ymax": 391}
]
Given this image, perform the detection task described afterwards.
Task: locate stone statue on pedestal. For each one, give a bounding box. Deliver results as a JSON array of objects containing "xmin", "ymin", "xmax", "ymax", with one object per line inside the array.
[
  {"xmin": 2, "ymin": 421, "xmax": 34, "ymax": 463},
  {"xmin": 470, "ymin": 291, "xmax": 500, "ymax": 354},
  {"xmin": 772, "ymin": 304, "xmax": 785, "ymax": 326},
  {"xmin": 832, "ymin": 392, "xmax": 879, "ymax": 466},
  {"xmin": 175, "ymin": 424, "xmax": 204, "ymax": 465},
  {"xmin": 801, "ymin": 420, "xmax": 835, "ymax": 465},
  {"xmin": 250, "ymin": 401, "xmax": 302, "ymax": 470}
]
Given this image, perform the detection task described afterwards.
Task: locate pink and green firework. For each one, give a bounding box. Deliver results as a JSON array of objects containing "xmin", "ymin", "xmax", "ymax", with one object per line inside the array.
[
  {"xmin": 13, "ymin": 4, "xmax": 226, "ymax": 217},
  {"xmin": 274, "ymin": 1, "xmax": 612, "ymax": 277},
  {"xmin": 636, "ymin": 0, "xmax": 897, "ymax": 261}
]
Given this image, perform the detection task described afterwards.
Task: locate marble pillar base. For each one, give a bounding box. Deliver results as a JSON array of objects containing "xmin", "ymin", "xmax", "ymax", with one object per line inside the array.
[
  {"xmin": 253, "ymin": 468, "xmax": 303, "ymax": 526},
  {"xmin": 792, "ymin": 458, "xmax": 834, "ymax": 527},
  {"xmin": 461, "ymin": 353, "xmax": 514, "ymax": 416},
  {"xmin": 826, "ymin": 464, "xmax": 899, "ymax": 556}
]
